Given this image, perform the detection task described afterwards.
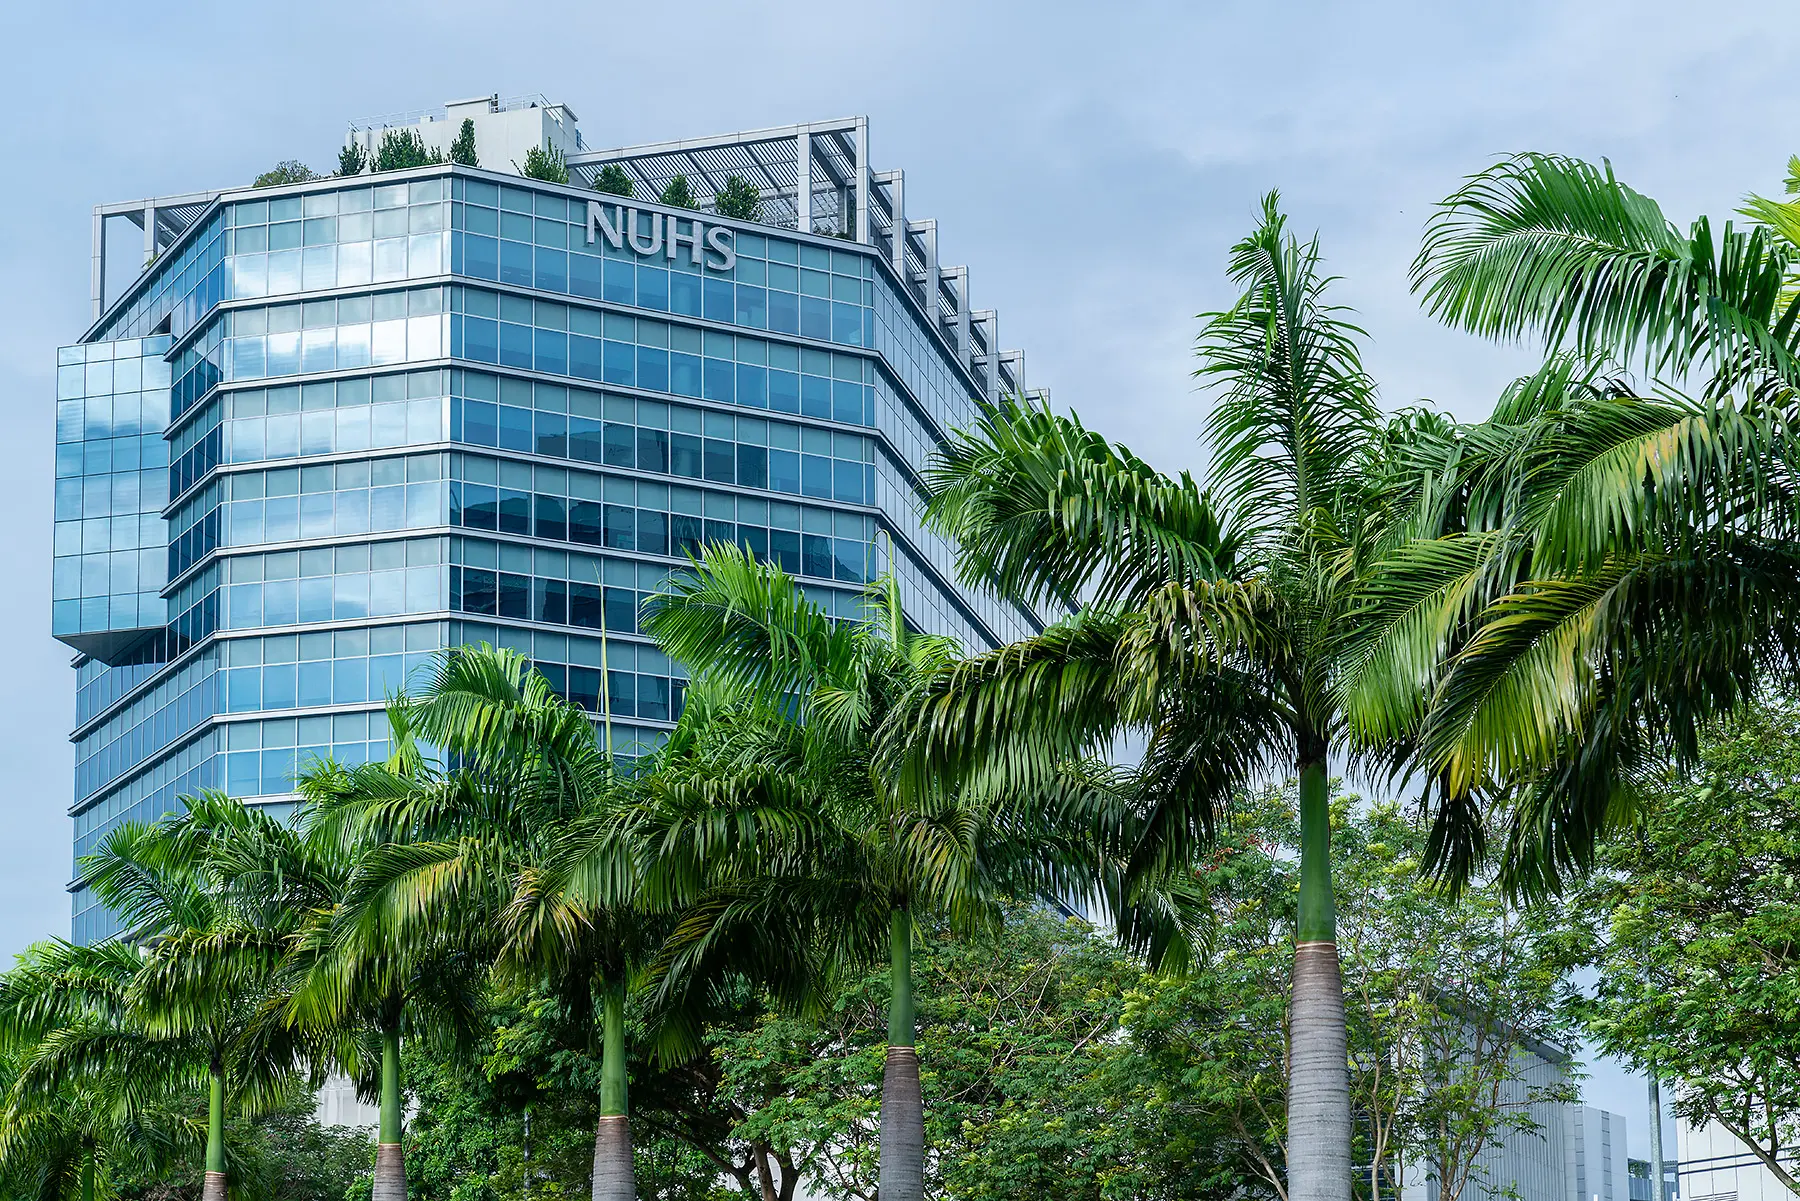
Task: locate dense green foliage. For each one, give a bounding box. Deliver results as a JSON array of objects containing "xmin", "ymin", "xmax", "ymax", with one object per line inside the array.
[
  {"xmin": 592, "ymin": 165, "xmax": 633, "ymax": 198},
  {"xmin": 1568, "ymin": 701, "xmax": 1800, "ymax": 1194},
  {"xmin": 517, "ymin": 146, "xmax": 567, "ymax": 185},
  {"xmin": 374, "ymin": 131, "xmax": 443, "ymax": 173},
  {"xmin": 658, "ymin": 175, "xmax": 696, "ymax": 210},
  {"xmin": 712, "ymin": 176, "xmax": 761, "ymax": 222},
  {"xmin": 336, "ymin": 144, "xmax": 368, "ymax": 177},
  {"xmin": 370, "ymin": 791, "xmax": 1573, "ymax": 1201},
  {"xmin": 449, "ymin": 121, "xmax": 478, "ymax": 168},
  {"xmin": 254, "ymin": 162, "xmax": 317, "ymax": 188},
  {"xmin": 109, "ymin": 1097, "xmax": 375, "ymax": 1201}
]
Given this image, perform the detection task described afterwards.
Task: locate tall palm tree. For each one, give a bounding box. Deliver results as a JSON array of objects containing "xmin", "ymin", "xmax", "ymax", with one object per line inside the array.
[
  {"xmin": 1338, "ymin": 153, "xmax": 1800, "ymax": 895},
  {"xmin": 288, "ymin": 721, "xmax": 485, "ymax": 1201},
  {"xmin": 326, "ymin": 648, "xmax": 662, "ymax": 1201},
  {"xmin": 640, "ymin": 545, "xmax": 1081, "ymax": 1201},
  {"xmin": 908, "ymin": 195, "xmax": 1392, "ymax": 1201},
  {"xmin": 79, "ymin": 796, "xmax": 315, "ymax": 1201}
]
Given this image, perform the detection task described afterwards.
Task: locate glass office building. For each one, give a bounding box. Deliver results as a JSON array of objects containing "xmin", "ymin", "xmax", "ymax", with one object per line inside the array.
[{"xmin": 58, "ymin": 97, "xmax": 1045, "ymax": 943}]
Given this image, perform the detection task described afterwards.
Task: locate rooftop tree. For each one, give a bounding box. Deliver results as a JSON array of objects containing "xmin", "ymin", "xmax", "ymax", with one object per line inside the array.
[
  {"xmin": 518, "ymin": 145, "xmax": 568, "ymax": 185},
  {"xmin": 254, "ymin": 161, "xmax": 317, "ymax": 188},
  {"xmin": 593, "ymin": 164, "xmax": 634, "ymax": 198},
  {"xmin": 713, "ymin": 175, "xmax": 762, "ymax": 222},
  {"xmin": 375, "ymin": 130, "xmax": 443, "ymax": 173},
  {"xmin": 449, "ymin": 119, "xmax": 478, "ymax": 168},
  {"xmin": 659, "ymin": 175, "xmax": 696, "ymax": 210}
]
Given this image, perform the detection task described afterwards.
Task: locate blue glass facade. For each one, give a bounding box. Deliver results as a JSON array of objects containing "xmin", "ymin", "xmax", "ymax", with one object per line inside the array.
[{"xmin": 61, "ymin": 161, "xmax": 1042, "ymax": 944}]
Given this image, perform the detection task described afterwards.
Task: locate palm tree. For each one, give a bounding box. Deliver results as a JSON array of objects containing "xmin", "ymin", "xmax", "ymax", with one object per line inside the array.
[
  {"xmin": 0, "ymin": 941, "xmax": 199, "ymax": 1201},
  {"xmin": 288, "ymin": 720, "xmax": 485, "ymax": 1201},
  {"xmin": 327, "ymin": 647, "xmax": 663, "ymax": 1201},
  {"xmin": 492, "ymin": 805, "xmax": 669, "ymax": 1201},
  {"xmin": 909, "ymin": 195, "xmax": 1393, "ymax": 1201},
  {"xmin": 79, "ymin": 796, "xmax": 315, "ymax": 1201},
  {"xmin": 640, "ymin": 545, "xmax": 1081, "ymax": 1201},
  {"xmin": 1337, "ymin": 153, "xmax": 1800, "ymax": 895}
]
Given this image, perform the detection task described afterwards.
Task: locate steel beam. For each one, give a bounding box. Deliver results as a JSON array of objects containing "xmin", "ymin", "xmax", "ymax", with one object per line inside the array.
[{"xmin": 91, "ymin": 209, "xmax": 106, "ymax": 320}]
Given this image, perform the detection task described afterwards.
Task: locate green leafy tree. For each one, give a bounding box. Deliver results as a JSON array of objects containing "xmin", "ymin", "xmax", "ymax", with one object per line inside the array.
[
  {"xmin": 244, "ymin": 1098, "xmax": 378, "ymax": 1201},
  {"xmin": 98, "ymin": 1092, "xmax": 375, "ymax": 1201},
  {"xmin": 640, "ymin": 550, "xmax": 1084, "ymax": 1201},
  {"xmin": 254, "ymin": 162, "xmax": 317, "ymax": 188},
  {"xmin": 1567, "ymin": 701, "xmax": 1800, "ymax": 1195},
  {"xmin": 399, "ymin": 993, "xmax": 744, "ymax": 1201},
  {"xmin": 592, "ymin": 165, "xmax": 634, "ymax": 198},
  {"xmin": 914, "ymin": 194, "xmax": 1394, "ymax": 1201},
  {"xmin": 1342, "ymin": 153, "xmax": 1800, "ymax": 896},
  {"xmin": 375, "ymin": 131, "xmax": 444, "ymax": 173},
  {"xmin": 517, "ymin": 146, "xmax": 568, "ymax": 185},
  {"xmin": 657, "ymin": 175, "xmax": 696, "ymax": 210},
  {"xmin": 713, "ymin": 176, "xmax": 761, "ymax": 222},
  {"xmin": 449, "ymin": 120, "xmax": 478, "ymax": 168},
  {"xmin": 337, "ymin": 143, "xmax": 369, "ymax": 177},
  {"xmin": 1331, "ymin": 798, "xmax": 1579, "ymax": 1201}
]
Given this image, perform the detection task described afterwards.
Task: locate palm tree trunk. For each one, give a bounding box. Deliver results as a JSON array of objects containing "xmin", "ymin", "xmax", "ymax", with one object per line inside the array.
[
  {"xmin": 592, "ymin": 984, "xmax": 635, "ymax": 1201},
  {"xmin": 202, "ymin": 1063, "xmax": 227, "ymax": 1201},
  {"xmin": 373, "ymin": 1021, "xmax": 406, "ymax": 1201},
  {"xmin": 81, "ymin": 1143, "xmax": 95, "ymax": 1201},
  {"xmin": 879, "ymin": 906, "xmax": 924, "ymax": 1201},
  {"xmin": 1289, "ymin": 759, "xmax": 1351, "ymax": 1201}
]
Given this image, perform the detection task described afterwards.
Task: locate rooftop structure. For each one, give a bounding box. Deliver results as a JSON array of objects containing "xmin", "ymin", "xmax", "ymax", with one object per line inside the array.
[{"xmin": 88, "ymin": 100, "xmax": 1034, "ymax": 405}]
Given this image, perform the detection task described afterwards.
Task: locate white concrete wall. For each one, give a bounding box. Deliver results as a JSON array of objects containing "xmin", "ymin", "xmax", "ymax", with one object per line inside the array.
[
  {"xmin": 1677, "ymin": 1116, "xmax": 1800, "ymax": 1201},
  {"xmin": 346, "ymin": 97, "xmax": 583, "ymax": 178},
  {"xmin": 313, "ymin": 1071, "xmax": 381, "ymax": 1129}
]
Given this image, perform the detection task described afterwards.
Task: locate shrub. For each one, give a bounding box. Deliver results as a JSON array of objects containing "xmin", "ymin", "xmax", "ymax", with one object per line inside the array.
[
  {"xmin": 713, "ymin": 173, "xmax": 761, "ymax": 221},
  {"xmin": 517, "ymin": 144, "xmax": 569, "ymax": 184},
  {"xmin": 449, "ymin": 118, "xmax": 478, "ymax": 167},
  {"xmin": 374, "ymin": 128, "xmax": 444, "ymax": 172},
  {"xmin": 592, "ymin": 163, "xmax": 634, "ymax": 197},
  {"xmin": 659, "ymin": 173, "xmax": 696, "ymax": 209},
  {"xmin": 254, "ymin": 160, "xmax": 318, "ymax": 188}
]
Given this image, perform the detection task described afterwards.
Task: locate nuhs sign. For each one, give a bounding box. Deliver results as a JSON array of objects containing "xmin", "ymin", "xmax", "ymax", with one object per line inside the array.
[{"xmin": 586, "ymin": 201, "xmax": 736, "ymax": 272}]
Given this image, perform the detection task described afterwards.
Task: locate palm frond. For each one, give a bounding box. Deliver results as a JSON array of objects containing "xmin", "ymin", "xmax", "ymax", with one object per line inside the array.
[
  {"xmin": 642, "ymin": 543, "xmax": 856, "ymax": 707},
  {"xmin": 1198, "ymin": 190, "xmax": 1379, "ymax": 530},
  {"xmin": 1413, "ymin": 152, "xmax": 1792, "ymax": 382},
  {"xmin": 925, "ymin": 398, "xmax": 1239, "ymax": 608}
]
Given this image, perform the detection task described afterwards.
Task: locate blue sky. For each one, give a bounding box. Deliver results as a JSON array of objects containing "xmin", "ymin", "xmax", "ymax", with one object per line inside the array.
[{"xmin": 6, "ymin": 0, "xmax": 1795, "ymax": 1155}]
